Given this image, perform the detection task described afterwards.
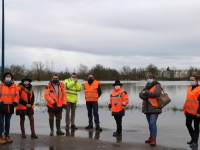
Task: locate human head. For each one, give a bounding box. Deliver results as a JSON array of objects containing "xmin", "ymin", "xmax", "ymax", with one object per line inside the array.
[
  {"xmin": 147, "ymin": 74, "xmax": 155, "ymax": 83},
  {"xmin": 52, "ymin": 73, "xmax": 59, "ymax": 84},
  {"xmin": 21, "ymin": 76, "xmax": 32, "ymax": 87},
  {"xmin": 190, "ymin": 75, "xmax": 199, "ymax": 86},
  {"xmin": 113, "ymin": 80, "xmax": 123, "ymax": 90},
  {"xmin": 88, "ymin": 73, "xmax": 94, "ymax": 79},
  {"xmin": 71, "ymin": 73, "xmax": 77, "ymax": 79},
  {"xmin": 3, "ymin": 72, "xmax": 13, "ymax": 80}
]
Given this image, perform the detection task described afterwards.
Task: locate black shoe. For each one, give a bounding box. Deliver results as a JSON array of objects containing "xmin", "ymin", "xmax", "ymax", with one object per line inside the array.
[
  {"xmin": 113, "ymin": 132, "xmax": 121, "ymax": 136},
  {"xmin": 96, "ymin": 125, "xmax": 102, "ymax": 131},
  {"xmin": 85, "ymin": 124, "xmax": 93, "ymax": 129}
]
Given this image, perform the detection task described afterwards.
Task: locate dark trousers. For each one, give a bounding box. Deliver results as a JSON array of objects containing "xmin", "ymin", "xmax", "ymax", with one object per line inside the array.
[
  {"xmin": 0, "ymin": 114, "xmax": 12, "ymax": 137},
  {"xmin": 114, "ymin": 116, "xmax": 122, "ymax": 133},
  {"xmin": 86, "ymin": 102, "xmax": 100, "ymax": 125},
  {"xmin": 186, "ymin": 112, "xmax": 200, "ymax": 134}
]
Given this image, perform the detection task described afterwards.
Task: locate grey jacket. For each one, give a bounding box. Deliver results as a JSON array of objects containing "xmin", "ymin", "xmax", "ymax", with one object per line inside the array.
[{"xmin": 139, "ymin": 83, "xmax": 162, "ymax": 113}]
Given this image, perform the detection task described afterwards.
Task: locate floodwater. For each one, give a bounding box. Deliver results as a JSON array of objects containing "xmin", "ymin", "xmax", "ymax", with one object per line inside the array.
[{"xmin": 18, "ymin": 80, "xmax": 190, "ymax": 108}]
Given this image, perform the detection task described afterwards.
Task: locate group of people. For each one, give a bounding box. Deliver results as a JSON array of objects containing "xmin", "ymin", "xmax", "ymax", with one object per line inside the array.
[{"xmin": 0, "ymin": 72, "xmax": 200, "ymax": 149}]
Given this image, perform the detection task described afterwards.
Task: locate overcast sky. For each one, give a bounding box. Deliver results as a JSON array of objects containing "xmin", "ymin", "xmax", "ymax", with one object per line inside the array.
[{"xmin": 0, "ymin": 0, "xmax": 200, "ymax": 72}]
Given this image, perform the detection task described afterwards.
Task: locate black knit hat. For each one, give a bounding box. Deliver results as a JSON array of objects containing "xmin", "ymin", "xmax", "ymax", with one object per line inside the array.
[
  {"xmin": 3, "ymin": 72, "xmax": 13, "ymax": 79},
  {"xmin": 21, "ymin": 76, "xmax": 32, "ymax": 82},
  {"xmin": 112, "ymin": 80, "xmax": 123, "ymax": 86}
]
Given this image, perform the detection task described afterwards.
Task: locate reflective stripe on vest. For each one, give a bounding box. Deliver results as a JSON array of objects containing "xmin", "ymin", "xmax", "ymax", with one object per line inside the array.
[
  {"xmin": 110, "ymin": 90, "xmax": 125, "ymax": 112},
  {"xmin": 182, "ymin": 86, "xmax": 200, "ymax": 115},
  {"xmin": 84, "ymin": 81, "xmax": 99, "ymax": 102}
]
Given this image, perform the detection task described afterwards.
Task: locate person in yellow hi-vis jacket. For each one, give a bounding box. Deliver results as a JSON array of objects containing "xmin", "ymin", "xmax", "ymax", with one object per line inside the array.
[{"xmin": 64, "ymin": 73, "xmax": 82, "ymax": 130}]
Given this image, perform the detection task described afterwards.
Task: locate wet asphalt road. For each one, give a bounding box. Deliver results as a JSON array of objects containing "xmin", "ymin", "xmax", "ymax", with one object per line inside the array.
[{"xmin": 0, "ymin": 107, "xmax": 197, "ymax": 150}]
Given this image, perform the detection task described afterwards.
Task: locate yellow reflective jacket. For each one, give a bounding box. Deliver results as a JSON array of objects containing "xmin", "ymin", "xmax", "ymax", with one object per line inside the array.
[{"xmin": 64, "ymin": 78, "xmax": 82, "ymax": 103}]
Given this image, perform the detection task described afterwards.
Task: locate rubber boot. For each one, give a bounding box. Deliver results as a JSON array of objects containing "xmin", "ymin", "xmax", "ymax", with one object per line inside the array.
[
  {"xmin": 187, "ymin": 131, "xmax": 194, "ymax": 145},
  {"xmin": 56, "ymin": 119, "xmax": 64, "ymax": 135},
  {"xmin": 30, "ymin": 117, "xmax": 38, "ymax": 138},
  {"xmin": 150, "ymin": 136, "xmax": 156, "ymax": 146},
  {"xmin": 190, "ymin": 133, "xmax": 199, "ymax": 148},
  {"xmin": 49, "ymin": 119, "xmax": 54, "ymax": 136},
  {"xmin": 145, "ymin": 134, "xmax": 152, "ymax": 143}
]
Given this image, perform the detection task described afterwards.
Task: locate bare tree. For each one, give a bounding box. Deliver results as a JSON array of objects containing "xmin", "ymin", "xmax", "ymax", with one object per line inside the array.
[
  {"xmin": 77, "ymin": 63, "xmax": 88, "ymax": 79},
  {"xmin": 120, "ymin": 66, "xmax": 131, "ymax": 80},
  {"xmin": 31, "ymin": 61, "xmax": 44, "ymax": 81}
]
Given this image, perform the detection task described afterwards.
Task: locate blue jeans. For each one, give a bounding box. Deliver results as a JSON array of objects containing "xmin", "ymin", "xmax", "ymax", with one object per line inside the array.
[
  {"xmin": 86, "ymin": 102, "xmax": 100, "ymax": 125},
  {"xmin": 146, "ymin": 114, "xmax": 159, "ymax": 137},
  {"xmin": 0, "ymin": 114, "xmax": 12, "ymax": 137}
]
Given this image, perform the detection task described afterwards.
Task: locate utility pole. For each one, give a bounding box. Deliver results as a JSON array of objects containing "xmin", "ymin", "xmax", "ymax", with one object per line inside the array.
[{"xmin": 1, "ymin": 0, "xmax": 5, "ymax": 80}]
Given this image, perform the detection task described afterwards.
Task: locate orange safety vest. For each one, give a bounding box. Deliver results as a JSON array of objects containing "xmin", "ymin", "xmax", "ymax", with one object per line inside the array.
[
  {"xmin": 110, "ymin": 88, "xmax": 129, "ymax": 113},
  {"xmin": 182, "ymin": 86, "xmax": 200, "ymax": 115},
  {"xmin": 148, "ymin": 85, "xmax": 159, "ymax": 107},
  {"xmin": 44, "ymin": 81, "xmax": 67, "ymax": 108},
  {"xmin": 84, "ymin": 80, "xmax": 100, "ymax": 102},
  {"xmin": 16, "ymin": 85, "xmax": 34, "ymax": 110},
  {"xmin": 0, "ymin": 82, "xmax": 19, "ymax": 114}
]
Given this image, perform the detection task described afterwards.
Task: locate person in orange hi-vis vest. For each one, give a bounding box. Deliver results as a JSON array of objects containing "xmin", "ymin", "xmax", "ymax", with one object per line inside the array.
[
  {"xmin": 182, "ymin": 75, "xmax": 200, "ymax": 148},
  {"xmin": 0, "ymin": 72, "xmax": 19, "ymax": 145},
  {"xmin": 16, "ymin": 76, "xmax": 38, "ymax": 139},
  {"xmin": 84, "ymin": 73, "xmax": 102, "ymax": 131},
  {"xmin": 108, "ymin": 80, "xmax": 129, "ymax": 136},
  {"xmin": 44, "ymin": 73, "xmax": 67, "ymax": 136},
  {"xmin": 139, "ymin": 74, "xmax": 162, "ymax": 147}
]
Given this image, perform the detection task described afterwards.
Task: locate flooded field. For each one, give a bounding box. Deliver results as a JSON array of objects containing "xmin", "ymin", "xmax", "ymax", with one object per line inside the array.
[{"xmin": 18, "ymin": 80, "xmax": 190, "ymax": 109}]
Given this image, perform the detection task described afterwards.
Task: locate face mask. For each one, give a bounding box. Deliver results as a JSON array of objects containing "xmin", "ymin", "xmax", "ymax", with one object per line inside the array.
[
  {"xmin": 190, "ymin": 81, "xmax": 197, "ymax": 86},
  {"xmin": 147, "ymin": 79, "xmax": 153, "ymax": 84},
  {"xmin": 23, "ymin": 81, "xmax": 30, "ymax": 85},
  {"xmin": 88, "ymin": 78, "xmax": 94, "ymax": 83},
  {"xmin": 5, "ymin": 77, "xmax": 11, "ymax": 81},
  {"xmin": 115, "ymin": 85, "xmax": 120, "ymax": 90},
  {"xmin": 71, "ymin": 78, "xmax": 74, "ymax": 80},
  {"xmin": 53, "ymin": 79, "xmax": 59, "ymax": 84}
]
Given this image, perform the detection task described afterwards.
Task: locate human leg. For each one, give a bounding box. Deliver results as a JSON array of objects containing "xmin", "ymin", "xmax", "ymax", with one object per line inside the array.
[
  {"xmin": 71, "ymin": 103, "xmax": 78, "ymax": 129},
  {"xmin": 28, "ymin": 115, "xmax": 38, "ymax": 138},
  {"xmin": 20, "ymin": 115, "xmax": 26, "ymax": 138},
  {"xmin": 55, "ymin": 111, "xmax": 64, "ymax": 135},
  {"xmin": 85, "ymin": 102, "xmax": 93, "ymax": 129},
  {"xmin": 49, "ymin": 112, "xmax": 54, "ymax": 136},
  {"xmin": 65, "ymin": 102, "xmax": 71, "ymax": 130},
  {"xmin": 4, "ymin": 114, "xmax": 12, "ymax": 143}
]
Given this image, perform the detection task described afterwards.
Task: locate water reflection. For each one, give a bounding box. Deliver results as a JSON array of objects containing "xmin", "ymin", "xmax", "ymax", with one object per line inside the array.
[
  {"xmin": 65, "ymin": 129, "xmax": 75, "ymax": 137},
  {"xmin": 88, "ymin": 130, "xmax": 101, "ymax": 139},
  {"xmin": 32, "ymin": 81, "xmax": 191, "ymax": 108}
]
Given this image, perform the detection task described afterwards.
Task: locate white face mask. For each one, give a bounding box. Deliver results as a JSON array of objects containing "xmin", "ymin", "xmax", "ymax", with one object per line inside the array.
[
  {"xmin": 190, "ymin": 81, "xmax": 197, "ymax": 86},
  {"xmin": 5, "ymin": 77, "xmax": 11, "ymax": 81},
  {"xmin": 115, "ymin": 85, "xmax": 120, "ymax": 90}
]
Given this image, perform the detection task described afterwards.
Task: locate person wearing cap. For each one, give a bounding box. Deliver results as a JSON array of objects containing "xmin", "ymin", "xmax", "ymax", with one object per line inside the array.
[
  {"xmin": 0, "ymin": 72, "xmax": 19, "ymax": 144},
  {"xmin": 44, "ymin": 73, "xmax": 67, "ymax": 136},
  {"xmin": 16, "ymin": 76, "xmax": 38, "ymax": 139},
  {"xmin": 64, "ymin": 73, "xmax": 82, "ymax": 130},
  {"xmin": 108, "ymin": 80, "xmax": 129, "ymax": 136},
  {"xmin": 139, "ymin": 74, "xmax": 162, "ymax": 146},
  {"xmin": 84, "ymin": 73, "xmax": 102, "ymax": 131}
]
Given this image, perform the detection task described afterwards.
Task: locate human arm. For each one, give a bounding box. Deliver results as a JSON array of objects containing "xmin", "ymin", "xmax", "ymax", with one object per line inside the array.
[
  {"xmin": 143, "ymin": 84, "xmax": 162, "ymax": 98},
  {"xmin": 97, "ymin": 85, "xmax": 102, "ymax": 98},
  {"xmin": 44, "ymin": 86, "xmax": 55, "ymax": 106}
]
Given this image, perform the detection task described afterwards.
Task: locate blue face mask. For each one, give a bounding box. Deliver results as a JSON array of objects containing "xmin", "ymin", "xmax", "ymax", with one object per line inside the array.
[
  {"xmin": 71, "ymin": 78, "xmax": 74, "ymax": 80},
  {"xmin": 147, "ymin": 79, "xmax": 153, "ymax": 84},
  {"xmin": 190, "ymin": 81, "xmax": 197, "ymax": 86}
]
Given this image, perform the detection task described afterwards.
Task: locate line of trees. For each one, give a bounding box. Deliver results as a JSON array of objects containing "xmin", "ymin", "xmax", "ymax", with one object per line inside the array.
[{"xmin": 0, "ymin": 61, "xmax": 200, "ymax": 81}]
